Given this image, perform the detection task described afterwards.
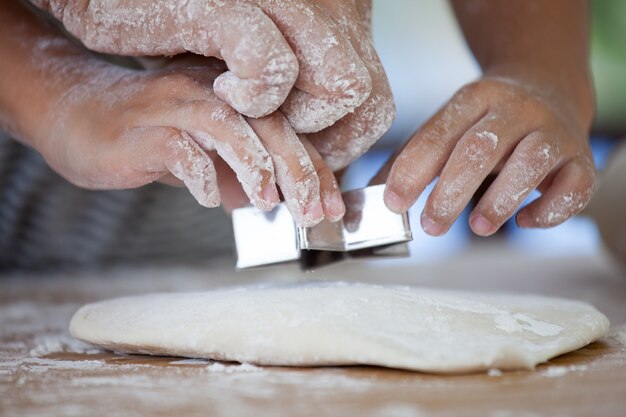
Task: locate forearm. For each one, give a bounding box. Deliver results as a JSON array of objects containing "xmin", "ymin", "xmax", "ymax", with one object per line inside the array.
[
  {"xmin": 0, "ymin": 1, "xmax": 95, "ymax": 149},
  {"xmin": 451, "ymin": 0, "xmax": 594, "ymax": 129}
]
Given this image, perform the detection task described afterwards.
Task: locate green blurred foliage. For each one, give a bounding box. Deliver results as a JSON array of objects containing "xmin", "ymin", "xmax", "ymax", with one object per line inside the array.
[{"xmin": 591, "ymin": 0, "xmax": 626, "ymax": 133}]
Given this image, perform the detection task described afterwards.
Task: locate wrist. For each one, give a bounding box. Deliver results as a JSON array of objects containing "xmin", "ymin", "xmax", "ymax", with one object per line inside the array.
[{"xmin": 0, "ymin": 2, "xmax": 78, "ymax": 149}]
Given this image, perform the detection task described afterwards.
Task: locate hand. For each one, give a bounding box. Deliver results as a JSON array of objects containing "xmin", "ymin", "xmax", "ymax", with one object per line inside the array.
[
  {"xmin": 3, "ymin": 1, "xmax": 345, "ymax": 226},
  {"xmin": 300, "ymin": 0, "xmax": 396, "ymax": 171},
  {"xmin": 154, "ymin": 54, "xmax": 346, "ymax": 224},
  {"xmin": 29, "ymin": 0, "xmax": 372, "ymax": 130},
  {"xmin": 374, "ymin": 77, "xmax": 596, "ymax": 236},
  {"xmin": 36, "ymin": 55, "xmax": 343, "ymax": 226},
  {"xmin": 30, "ymin": 0, "xmax": 395, "ymax": 172}
]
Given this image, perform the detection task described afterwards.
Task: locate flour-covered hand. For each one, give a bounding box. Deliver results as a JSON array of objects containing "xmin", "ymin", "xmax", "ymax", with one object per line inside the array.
[
  {"xmin": 303, "ymin": 0, "xmax": 396, "ymax": 171},
  {"xmin": 375, "ymin": 77, "xmax": 596, "ymax": 236}
]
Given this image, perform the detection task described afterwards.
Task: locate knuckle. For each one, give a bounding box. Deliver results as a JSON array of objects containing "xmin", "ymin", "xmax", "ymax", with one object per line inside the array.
[
  {"xmin": 206, "ymin": 99, "xmax": 234, "ymax": 117},
  {"xmin": 458, "ymin": 80, "xmax": 485, "ymax": 98},
  {"xmin": 517, "ymin": 138, "xmax": 557, "ymax": 172},
  {"xmin": 449, "ymin": 81, "xmax": 488, "ymax": 111},
  {"xmin": 462, "ymin": 80, "xmax": 482, "ymax": 94},
  {"xmin": 262, "ymin": 50, "xmax": 299, "ymax": 85},
  {"xmin": 330, "ymin": 59, "xmax": 372, "ymax": 103},
  {"xmin": 459, "ymin": 131, "xmax": 499, "ymax": 166},
  {"xmin": 191, "ymin": 100, "xmax": 241, "ymax": 126},
  {"xmin": 334, "ymin": 73, "xmax": 372, "ymax": 106},
  {"xmin": 163, "ymin": 129, "xmax": 189, "ymax": 151},
  {"xmin": 355, "ymin": 94, "xmax": 396, "ymax": 143},
  {"xmin": 353, "ymin": 69, "xmax": 373, "ymax": 99}
]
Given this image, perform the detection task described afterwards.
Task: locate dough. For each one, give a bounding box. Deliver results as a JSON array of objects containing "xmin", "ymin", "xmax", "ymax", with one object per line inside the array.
[{"xmin": 69, "ymin": 283, "xmax": 609, "ymax": 373}]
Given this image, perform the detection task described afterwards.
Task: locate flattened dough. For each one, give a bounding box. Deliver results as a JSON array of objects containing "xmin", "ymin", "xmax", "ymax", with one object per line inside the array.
[{"xmin": 70, "ymin": 283, "xmax": 609, "ymax": 373}]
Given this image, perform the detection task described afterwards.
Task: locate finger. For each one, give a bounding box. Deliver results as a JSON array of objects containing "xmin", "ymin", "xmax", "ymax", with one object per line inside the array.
[
  {"xmin": 301, "ymin": 136, "xmax": 345, "ymax": 222},
  {"xmin": 305, "ymin": 3, "xmax": 394, "ymax": 170},
  {"xmin": 253, "ymin": 0, "xmax": 371, "ymax": 132},
  {"xmin": 384, "ymin": 86, "xmax": 488, "ymax": 214},
  {"xmin": 61, "ymin": 1, "xmax": 298, "ymax": 118},
  {"xmin": 421, "ymin": 112, "xmax": 532, "ymax": 236},
  {"xmin": 306, "ymin": 83, "xmax": 395, "ymax": 171},
  {"xmin": 193, "ymin": 2, "xmax": 299, "ymax": 117},
  {"xmin": 144, "ymin": 96, "xmax": 280, "ymax": 211},
  {"xmin": 163, "ymin": 131, "xmax": 221, "ymax": 208},
  {"xmin": 209, "ymin": 152, "xmax": 251, "ymax": 213},
  {"xmin": 469, "ymin": 132, "xmax": 558, "ymax": 236},
  {"xmin": 91, "ymin": 125, "xmax": 220, "ymax": 207},
  {"xmin": 246, "ymin": 114, "xmax": 324, "ymax": 227},
  {"xmin": 158, "ymin": 173, "xmax": 185, "ymax": 187},
  {"xmin": 516, "ymin": 156, "xmax": 596, "ymax": 228}
]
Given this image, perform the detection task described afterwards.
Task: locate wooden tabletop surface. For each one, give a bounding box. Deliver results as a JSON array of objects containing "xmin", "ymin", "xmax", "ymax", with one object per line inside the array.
[{"xmin": 2, "ymin": 243, "xmax": 626, "ymax": 417}]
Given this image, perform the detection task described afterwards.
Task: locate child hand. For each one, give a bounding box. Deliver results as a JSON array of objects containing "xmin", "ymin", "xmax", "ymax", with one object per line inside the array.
[
  {"xmin": 146, "ymin": 53, "xmax": 346, "ymax": 223},
  {"xmin": 36, "ymin": 57, "xmax": 341, "ymax": 226},
  {"xmin": 375, "ymin": 77, "xmax": 596, "ymax": 236}
]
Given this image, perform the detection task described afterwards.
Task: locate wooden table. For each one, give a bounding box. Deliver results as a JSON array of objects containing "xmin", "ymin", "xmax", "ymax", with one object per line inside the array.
[{"xmin": 2, "ymin": 243, "xmax": 626, "ymax": 417}]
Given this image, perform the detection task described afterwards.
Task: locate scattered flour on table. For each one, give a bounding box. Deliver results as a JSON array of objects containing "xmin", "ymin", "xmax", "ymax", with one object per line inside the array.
[
  {"xmin": 608, "ymin": 328, "xmax": 626, "ymax": 347},
  {"xmin": 541, "ymin": 365, "xmax": 588, "ymax": 378},
  {"xmin": 20, "ymin": 357, "xmax": 107, "ymax": 372},
  {"xmin": 29, "ymin": 334, "xmax": 103, "ymax": 357},
  {"xmin": 373, "ymin": 403, "xmax": 427, "ymax": 417}
]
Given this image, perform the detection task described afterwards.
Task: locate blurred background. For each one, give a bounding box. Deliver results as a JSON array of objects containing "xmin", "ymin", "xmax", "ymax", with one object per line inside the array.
[{"xmin": 341, "ymin": 0, "xmax": 626, "ymax": 265}]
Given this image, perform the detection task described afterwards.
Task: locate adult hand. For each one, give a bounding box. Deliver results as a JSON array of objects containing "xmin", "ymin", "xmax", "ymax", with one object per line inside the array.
[
  {"xmin": 299, "ymin": 0, "xmax": 396, "ymax": 171},
  {"xmin": 29, "ymin": 0, "xmax": 372, "ymax": 129},
  {"xmin": 30, "ymin": 0, "xmax": 395, "ymax": 172}
]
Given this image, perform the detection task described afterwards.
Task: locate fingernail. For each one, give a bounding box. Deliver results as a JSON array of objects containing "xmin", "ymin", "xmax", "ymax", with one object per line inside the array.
[
  {"xmin": 516, "ymin": 211, "xmax": 532, "ymax": 228},
  {"xmin": 261, "ymin": 183, "xmax": 279, "ymax": 205},
  {"xmin": 384, "ymin": 189, "xmax": 405, "ymax": 213},
  {"xmin": 324, "ymin": 192, "xmax": 346, "ymax": 222},
  {"xmin": 305, "ymin": 201, "xmax": 324, "ymax": 221},
  {"xmin": 421, "ymin": 214, "xmax": 444, "ymax": 236},
  {"xmin": 470, "ymin": 214, "xmax": 496, "ymax": 236}
]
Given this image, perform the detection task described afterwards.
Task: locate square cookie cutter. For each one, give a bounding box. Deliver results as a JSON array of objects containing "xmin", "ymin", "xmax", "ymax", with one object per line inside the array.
[{"xmin": 232, "ymin": 185, "xmax": 413, "ymax": 269}]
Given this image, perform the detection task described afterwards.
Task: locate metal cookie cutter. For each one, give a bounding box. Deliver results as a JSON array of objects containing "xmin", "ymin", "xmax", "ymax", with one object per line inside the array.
[{"xmin": 232, "ymin": 185, "xmax": 413, "ymax": 269}]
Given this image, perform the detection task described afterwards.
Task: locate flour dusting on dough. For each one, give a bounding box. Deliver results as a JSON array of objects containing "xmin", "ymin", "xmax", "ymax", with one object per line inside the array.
[{"xmin": 69, "ymin": 283, "xmax": 609, "ymax": 374}]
